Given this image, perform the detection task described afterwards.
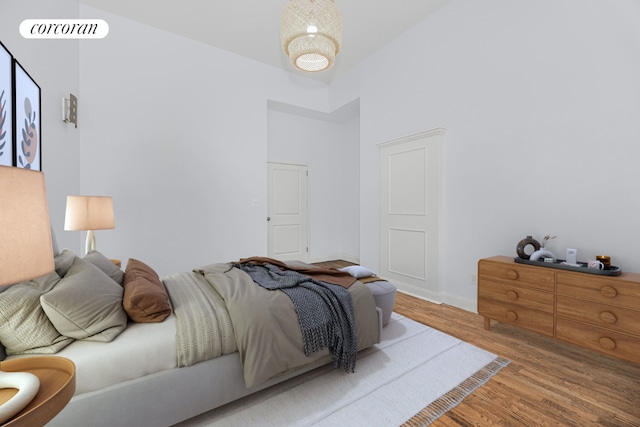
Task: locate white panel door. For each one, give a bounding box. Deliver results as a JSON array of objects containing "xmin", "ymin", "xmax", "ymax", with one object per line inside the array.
[
  {"xmin": 378, "ymin": 129, "xmax": 444, "ymax": 302},
  {"xmin": 267, "ymin": 162, "xmax": 309, "ymax": 262}
]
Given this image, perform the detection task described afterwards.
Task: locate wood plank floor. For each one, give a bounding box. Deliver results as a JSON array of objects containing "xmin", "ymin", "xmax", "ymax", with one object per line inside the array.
[{"xmin": 315, "ymin": 260, "xmax": 640, "ymax": 427}]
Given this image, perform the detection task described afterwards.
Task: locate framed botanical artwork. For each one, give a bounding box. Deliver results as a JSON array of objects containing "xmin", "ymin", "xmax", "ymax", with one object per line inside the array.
[
  {"xmin": 13, "ymin": 59, "xmax": 41, "ymax": 170},
  {"xmin": 0, "ymin": 41, "xmax": 12, "ymax": 166}
]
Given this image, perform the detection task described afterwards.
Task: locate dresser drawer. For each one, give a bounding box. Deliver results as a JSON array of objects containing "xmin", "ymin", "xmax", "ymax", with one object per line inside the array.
[
  {"xmin": 479, "ymin": 279, "xmax": 554, "ymax": 314},
  {"xmin": 556, "ymin": 317, "xmax": 640, "ymax": 364},
  {"xmin": 557, "ymin": 295, "xmax": 640, "ymax": 336},
  {"xmin": 557, "ymin": 272, "xmax": 640, "ymax": 310},
  {"xmin": 477, "ymin": 298, "xmax": 554, "ymax": 336},
  {"xmin": 479, "ymin": 259, "xmax": 555, "ymax": 292}
]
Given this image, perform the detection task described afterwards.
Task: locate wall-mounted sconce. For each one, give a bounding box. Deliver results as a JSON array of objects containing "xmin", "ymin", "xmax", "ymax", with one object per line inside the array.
[{"xmin": 62, "ymin": 94, "xmax": 78, "ymax": 128}]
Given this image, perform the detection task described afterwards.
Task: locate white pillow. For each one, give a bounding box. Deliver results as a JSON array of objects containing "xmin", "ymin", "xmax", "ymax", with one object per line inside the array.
[{"xmin": 339, "ymin": 265, "xmax": 375, "ymax": 279}]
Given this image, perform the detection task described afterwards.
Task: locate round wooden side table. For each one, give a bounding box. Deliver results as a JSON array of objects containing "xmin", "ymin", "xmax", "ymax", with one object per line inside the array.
[{"xmin": 0, "ymin": 356, "xmax": 75, "ymax": 427}]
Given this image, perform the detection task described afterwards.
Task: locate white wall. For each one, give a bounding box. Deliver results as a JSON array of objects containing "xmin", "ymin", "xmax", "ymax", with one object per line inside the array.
[
  {"xmin": 340, "ymin": 0, "xmax": 640, "ymax": 310},
  {"xmin": 8, "ymin": 0, "xmax": 638, "ymax": 313},
  {"xmin": 78, "ymin": 6, "xmax": 358, "ymax": 277},
  {"xmin": 339, "ymin": 115, "xmax": 361, "ymax": 259},
  {"xmin": 267, "ymin": 107, "xmax": 360, "ymax": 262},
  {"xmin": 0, "ymin": 0, "xmax": 81, "ymax": 252}
]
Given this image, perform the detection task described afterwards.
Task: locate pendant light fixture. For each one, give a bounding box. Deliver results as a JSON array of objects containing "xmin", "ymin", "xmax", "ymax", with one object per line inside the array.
[{"xmin": 280, "ymin": 0, "xmax": 342, "ymax": 73}]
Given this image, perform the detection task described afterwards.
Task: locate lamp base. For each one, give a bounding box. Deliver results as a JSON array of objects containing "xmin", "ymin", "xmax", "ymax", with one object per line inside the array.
[
  {"xmin": 85, "ymin": 230, "xmax": 96, "ymax": 255},
  {"xmin": 0, "ymin": 371, "xmax": 40, "ymax": 423}
]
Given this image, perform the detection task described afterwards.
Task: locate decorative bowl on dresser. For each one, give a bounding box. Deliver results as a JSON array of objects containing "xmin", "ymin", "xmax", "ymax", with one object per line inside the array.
[{"xmin": 478, "ymin": 256, "xmax": 640, "ymax": 364}]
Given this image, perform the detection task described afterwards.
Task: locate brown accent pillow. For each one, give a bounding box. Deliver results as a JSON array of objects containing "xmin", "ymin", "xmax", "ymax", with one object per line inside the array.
[{"xmin": 123, "ymin": 258, "xmax": 171, "ymax": 322}]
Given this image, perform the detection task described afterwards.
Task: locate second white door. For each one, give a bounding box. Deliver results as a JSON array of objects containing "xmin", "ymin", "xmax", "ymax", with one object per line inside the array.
[
  {"xmin": 378, "ymin": 129, "xmax": 444, "ymax": 302},
  {"xmin": 267, "ymin": 162, "xmax": 309, "ymax": 262}
]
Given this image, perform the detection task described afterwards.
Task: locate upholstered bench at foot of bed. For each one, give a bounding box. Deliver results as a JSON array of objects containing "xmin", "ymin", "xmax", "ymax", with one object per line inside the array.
[
  {"xmin": 284, "ymin": 260, "xmax": 397, "ymax": 327},
  {"xmin": 364, "ymin": 281, "xmax": 397, "ymax": 326}
]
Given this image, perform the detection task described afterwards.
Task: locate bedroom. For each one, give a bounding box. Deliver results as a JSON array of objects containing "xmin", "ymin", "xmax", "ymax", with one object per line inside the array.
[
  {"xmin": 1, "ymin": 0, "xmax": 639, "ymax": 313},
  {"xmin": 1, "ymin": 0, "xmax": 639, "ymax": 425},
  {"xmin": 0, "ymin": 0, "xmax": 640, "ymax": 311}
]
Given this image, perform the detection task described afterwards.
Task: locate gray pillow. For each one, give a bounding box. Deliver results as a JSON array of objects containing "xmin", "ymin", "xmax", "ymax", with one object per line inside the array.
[
  {"xmin": 84, "ymin": 250, "xmax": 125, "ymax": 286},
  {"xmin": 0, "ymin": 272, "xmax": 74, "ymax": 355},
  {"xmin": 41, "ymin": 257, "xmax": 127, "ymax": 342},
  {"xmin": 54, "ymin": 249, "xmax": 76, "ymax": 278}
]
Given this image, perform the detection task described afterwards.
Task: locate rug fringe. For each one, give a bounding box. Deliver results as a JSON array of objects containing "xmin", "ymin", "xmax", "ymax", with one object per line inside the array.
[{"xmin": 401, "ymin": 356, "xmax": 510, "ymax": 426}]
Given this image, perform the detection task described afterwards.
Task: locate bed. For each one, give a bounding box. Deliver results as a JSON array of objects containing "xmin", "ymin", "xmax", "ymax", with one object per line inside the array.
[{"xmin": 0, "ymin": 249, "xmax": 384, "ymax": 427}]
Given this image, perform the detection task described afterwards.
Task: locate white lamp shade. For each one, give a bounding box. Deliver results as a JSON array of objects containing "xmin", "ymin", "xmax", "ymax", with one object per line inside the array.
[
  {"xmin": 0, "ymin": 166, "xmax": 54, "ymax": 286},
  {"xmin": 64, "ymin": 196, "xmax": 114, "ymax": 231}
]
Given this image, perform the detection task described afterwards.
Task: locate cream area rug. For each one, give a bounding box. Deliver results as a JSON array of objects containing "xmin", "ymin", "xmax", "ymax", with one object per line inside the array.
[{"xmin": 177, "ymin": 313, "xmax": 509, "ymax": 427}]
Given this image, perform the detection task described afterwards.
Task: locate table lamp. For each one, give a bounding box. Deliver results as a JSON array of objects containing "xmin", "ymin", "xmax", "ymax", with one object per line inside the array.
[
  {"xmin": 0, "ymin": 166, "xmax": 54, "ymax": 422},
  {"xmin": 64, "ymin": 195, "xmax": 114, "ymax": 255}
]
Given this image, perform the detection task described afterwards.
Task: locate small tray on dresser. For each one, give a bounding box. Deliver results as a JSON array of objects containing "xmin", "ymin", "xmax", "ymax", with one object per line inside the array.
[{"xmin": 514, "ymin": 257, "xmax": 622, "ymax": 276}]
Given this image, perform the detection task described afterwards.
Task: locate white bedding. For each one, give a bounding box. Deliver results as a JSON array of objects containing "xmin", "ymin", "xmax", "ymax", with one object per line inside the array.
[
  {"xmin": 0, "ymin": 245, "xmax": 388, "ymax": 427},
  {"xmin": 9, "ymin": 314, "xmax": 177, "ymax": 395}
]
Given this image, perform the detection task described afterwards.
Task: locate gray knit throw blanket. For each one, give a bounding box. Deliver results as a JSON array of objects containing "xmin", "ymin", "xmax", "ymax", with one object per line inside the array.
[{"xmin": 233, "ymin": 262, "xmax": 358, "ymax": 373}]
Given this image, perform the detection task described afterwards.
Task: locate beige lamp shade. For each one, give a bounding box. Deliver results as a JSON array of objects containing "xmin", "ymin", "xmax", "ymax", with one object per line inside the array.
[
  {"xmin": 64, "ymin": 195, "xmax": 114, "ymax": 255},
  {"xmin": 281, "ymin": 0, "xmax": 342, "ymax": 72},
  {"xmin": 0, "ymin": 166, "xmax": 54, "ymax": 286},
  {"xmin": 64, "ymin": 196, "xmax": 114, "ymax": 231}
]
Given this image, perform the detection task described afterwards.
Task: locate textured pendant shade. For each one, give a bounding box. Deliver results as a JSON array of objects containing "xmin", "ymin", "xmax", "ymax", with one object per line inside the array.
[{"xmin": 281, "ymin": 0, "xmax": 342, "ymax": 72}]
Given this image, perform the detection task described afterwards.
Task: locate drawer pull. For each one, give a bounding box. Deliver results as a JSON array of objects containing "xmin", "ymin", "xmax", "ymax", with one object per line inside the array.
[
  {"xmin": 506, "ymin": 270, "xmax": 519, "ymax": 280},
  {"xmin": 506, "ymin": 310, "xmax": 518, "ymax": 321},
  {"xmin": 599, "ymin": 311, "xmax": 617, "ymax": 324},
  {"xmin": 506, "ymin": 290, "xmax": 519, "ymax": 300},
  {"xmin": 600, "ymin": 286, "xmax": 618, "ymax": 298},
  {"xmin": 598, "ymin": 337, "xmax": 616, "ymax": 350}
]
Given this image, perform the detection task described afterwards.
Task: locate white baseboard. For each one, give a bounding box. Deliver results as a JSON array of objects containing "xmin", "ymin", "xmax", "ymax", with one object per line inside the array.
[
  {"xmin": 394, "ymin": 289, "xmax": 478, "ymax": 314},
  {"xmin": 442, "ymin": 293, "xmax": 478, "ymax": 313}
]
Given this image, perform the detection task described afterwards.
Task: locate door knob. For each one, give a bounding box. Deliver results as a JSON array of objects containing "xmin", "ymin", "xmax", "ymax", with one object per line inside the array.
[{"xmin": 267, "ymin": 217, "xmax": 271, "ymax": 221}]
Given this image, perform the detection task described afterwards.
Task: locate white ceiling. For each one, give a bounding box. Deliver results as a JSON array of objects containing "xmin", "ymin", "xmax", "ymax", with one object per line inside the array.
[{"xmin": 79, "ymin": 0, "xmax": 450, "ymax": 82}]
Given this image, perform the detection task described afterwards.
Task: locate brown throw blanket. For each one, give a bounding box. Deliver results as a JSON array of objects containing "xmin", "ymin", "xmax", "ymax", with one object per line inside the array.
[
  {"xmin": 237, "ymin": 257, "xmax": 357, "ymax": 288},
  {"xmin": 357, "ymin": 275, "xmax": 387, "ymax": 284}
]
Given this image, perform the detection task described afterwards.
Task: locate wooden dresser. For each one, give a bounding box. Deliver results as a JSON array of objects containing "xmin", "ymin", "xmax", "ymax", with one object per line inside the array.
[{"xmin": 478, "ymin": 255, "xmax": 640, "ymax": 364}]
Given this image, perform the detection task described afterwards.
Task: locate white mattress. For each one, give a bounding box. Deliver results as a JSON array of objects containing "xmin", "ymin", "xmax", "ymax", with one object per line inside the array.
[
  {"xmin": 41, "ymin": 308, "xmax": 383, "ymax": 427},
  {"xmin": 10, "ymin": 314, "xmax": 177, "ymax": 395}
]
